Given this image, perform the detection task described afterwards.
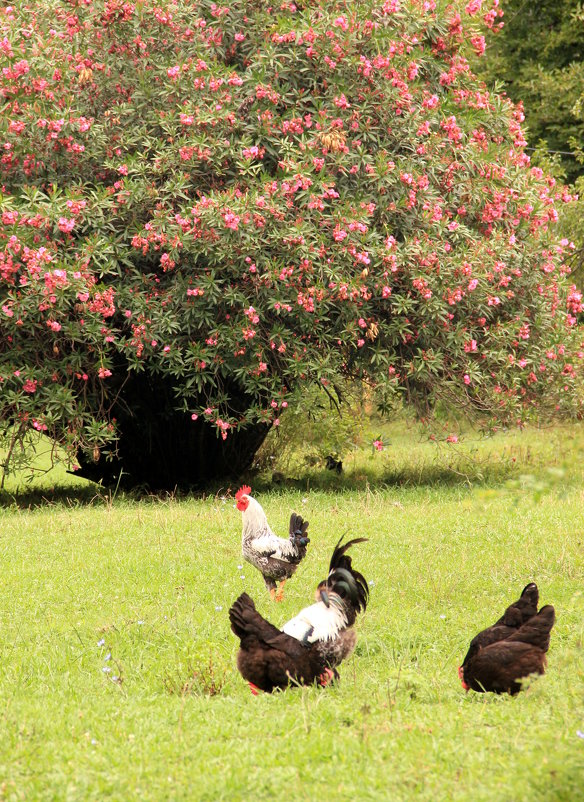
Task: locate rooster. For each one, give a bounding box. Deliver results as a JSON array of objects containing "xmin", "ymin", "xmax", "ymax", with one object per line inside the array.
[
  {"xmin": 460, "ymin": 582, "xmax": 539, "ymax": 672},
  {"xmin": 229, "ymin": 537, "xmax": 369, "ymax": 693},
  {"xmin": 282, "ymin": 536, "xmax": 369, "ymax": 671},
  {"xmin": 460, "ymin": 601, "xmax": 555, "ymax": 695},
  {"xmin": 236, "ymin": 485, "xmax": 310, "ymax": 601}
]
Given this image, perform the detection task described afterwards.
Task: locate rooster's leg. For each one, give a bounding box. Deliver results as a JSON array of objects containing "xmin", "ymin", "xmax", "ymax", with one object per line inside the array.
[
  {"xmin": 275, "ymin": 579, "xmax": 287, "ymax": 602},
  {"xmin": 269, "ymin": 587, "xmax": 277, "ymax": 602}
]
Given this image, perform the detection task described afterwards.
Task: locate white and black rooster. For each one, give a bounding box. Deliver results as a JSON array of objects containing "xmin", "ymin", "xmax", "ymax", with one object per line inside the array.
[
  {"xmin": 282, "ymin": 536, "xmax": 369, "ymax": 673},
  {"xmin": 236, "ymin": 485, "xmax": 310, "ymax": 601}
]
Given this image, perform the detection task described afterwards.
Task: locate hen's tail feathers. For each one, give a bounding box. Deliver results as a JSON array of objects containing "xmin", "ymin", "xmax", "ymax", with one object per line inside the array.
[
  {"xmin": 506, "ymin": 605, "xmax": 555, "ymax": 652},
  {"xmin": 497, "ymin": 582, "xmax": 539, "ymax": 627},
  {"xmin": 289, "ymin": 513, "xmax": 310, "ymax": 550},
  {"xmin": 327, "ymin": 536, "xmax": 369, "ymax": 613},
  {"xmin": 229, "ymin": 592, "xmax": 285, "ymax": 645},
  {"xmin": 229, "ymin": 593, "xmax": 257, "ymax": 639}
]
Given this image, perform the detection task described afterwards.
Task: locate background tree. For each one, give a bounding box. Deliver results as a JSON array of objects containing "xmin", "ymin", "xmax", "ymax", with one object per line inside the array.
[
  {"xmin": 473, "ymin": 0, "xmax": 584, "ymax": 183},
  {"xmin": 0, "ymin": 0, "xmax": 582, "ymax": 490}
]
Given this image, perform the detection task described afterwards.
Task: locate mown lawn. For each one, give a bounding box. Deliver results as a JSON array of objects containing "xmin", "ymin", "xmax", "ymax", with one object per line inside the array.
[{"xmin": 0, "ymin": 422, "xmax": 583, "ymax": 801}]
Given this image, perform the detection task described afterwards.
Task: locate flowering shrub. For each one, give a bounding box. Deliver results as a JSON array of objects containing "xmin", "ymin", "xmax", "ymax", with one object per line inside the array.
[{"xmin": 0, "ymin": 0, "xmax": 582, "ymax": 488}]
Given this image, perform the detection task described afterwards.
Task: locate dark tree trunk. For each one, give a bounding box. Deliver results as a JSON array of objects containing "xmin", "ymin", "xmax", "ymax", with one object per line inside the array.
[{"xmin": 74, "ymin": 370, "xmax": 272, "ymax": 491}]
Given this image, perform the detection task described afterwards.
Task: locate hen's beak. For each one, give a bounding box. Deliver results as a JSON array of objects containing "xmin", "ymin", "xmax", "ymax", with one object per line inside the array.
[{"xmin": 320, "ymin": 589, "xmax": 330, "ymax": 608}]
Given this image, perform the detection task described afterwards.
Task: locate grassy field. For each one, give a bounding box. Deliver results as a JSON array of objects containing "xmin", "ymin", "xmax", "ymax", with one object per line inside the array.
[{"xmin": 0, "ymin": 421, "xmax": 583, "ymax": 801}]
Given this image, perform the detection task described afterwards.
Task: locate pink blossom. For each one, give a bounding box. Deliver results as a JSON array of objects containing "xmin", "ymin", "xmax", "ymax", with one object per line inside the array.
[
  {"xmin": 57, "ymin": 217, "xmax": 75, "ymax": 233},
  {"xmin": 23, "ymin": 378, "xmax": 37, "ymax": 393}
]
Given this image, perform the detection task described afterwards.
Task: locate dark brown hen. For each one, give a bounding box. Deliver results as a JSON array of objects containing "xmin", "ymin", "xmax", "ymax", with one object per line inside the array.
[
  {"xmin": 229, "ymin": 592, "xmax": 327, "ymax": 693},
  {"xmin": 460, "ymin": 582, "xmax": 539, "ymax": 671},
  {"xmin": 461, "ymin": 605, "xmax": 555, "ymax": 695}
]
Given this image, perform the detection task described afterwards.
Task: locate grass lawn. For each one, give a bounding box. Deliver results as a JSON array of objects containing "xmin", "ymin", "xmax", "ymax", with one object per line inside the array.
[{"xmin": 0, "ymin": 420, "xmax": 583, "ymax": 801}]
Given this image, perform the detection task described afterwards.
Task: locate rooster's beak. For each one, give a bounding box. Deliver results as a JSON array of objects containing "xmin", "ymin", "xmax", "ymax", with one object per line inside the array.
[{"xmin": 320, "ymin": 589, "xmax": 330, "ymax": 608}]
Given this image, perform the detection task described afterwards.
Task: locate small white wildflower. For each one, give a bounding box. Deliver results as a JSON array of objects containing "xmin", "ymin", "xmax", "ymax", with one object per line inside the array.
[
  {"xmin": 237, "ymin": 564, "xmax": 243, "ymax": 570},
  {"xmin": 97, "ymin": 639, "xmax": 105, "ymax": 647},
  {"xmin": 104, "ymin": 652, "xmax": 111, "ymax": 661},
  {"xmin": 439, "ymin": 615, "xmax": 446, "ymax": 620},
  {"xmin": 137, "ymin": 620, "xmax": 144, "ymax": 625},
  {"xmin": 577, "ymin": 730, "xmax": 584, "ymax": 740},
  {"xmin": 301, "ymin": 497, "xmax": 307, "ymax": 504},
  {"xmin": 215, "ymin": 605, "xmax": 223, "ymax": 611},
  {"xmin": 240, "ymin": 575, "xmax": 245, "ymax": 579},
  {"xmin": 102, "ymin": 666, "xmax": 111, "ymax": 673},
  {"xmin": 91, "ymin": 739, "xmax": 98, "ymax": 745}
]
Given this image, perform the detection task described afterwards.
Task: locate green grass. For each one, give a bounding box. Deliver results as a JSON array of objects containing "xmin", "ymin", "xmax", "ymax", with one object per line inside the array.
[{"xmin": 0, "ymin": 422, "xmax": 583, "ymax": 801}]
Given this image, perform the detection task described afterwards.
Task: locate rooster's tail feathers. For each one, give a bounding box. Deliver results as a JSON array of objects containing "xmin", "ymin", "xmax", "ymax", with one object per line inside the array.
[
  {"xmin": 327, "ymin": 536, "xmax": 369, "ymax": 613},
  {"xmin": 289, "ymin": 512, "xmax": 310, "ymax": 547}
]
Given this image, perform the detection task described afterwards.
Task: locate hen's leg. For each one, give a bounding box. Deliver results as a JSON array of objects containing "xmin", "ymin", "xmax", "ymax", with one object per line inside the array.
[{"xmin": 318, "ymin": 667, "xmax": 336, "ymax": 687}]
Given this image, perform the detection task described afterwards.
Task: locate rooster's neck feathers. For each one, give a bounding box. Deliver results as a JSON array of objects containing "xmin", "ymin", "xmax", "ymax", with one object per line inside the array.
[{"xmin": 241, "ymin": 495, "xmax": 270, "ymax": 539}]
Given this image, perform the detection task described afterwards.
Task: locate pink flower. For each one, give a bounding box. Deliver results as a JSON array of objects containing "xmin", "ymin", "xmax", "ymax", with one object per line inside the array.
[
  {"xmin": 98, "ymin": 367, "xmax": 112, "ymax": 378},
  {"xmin": 57, "ymin": 217, "xmax": 75, "ymax": 233},
  {"xmin": 446, "ymin": 434, "xmax": 459, "ymax": 444},
  {"xmin": 372, "ymin": 439, "xmax": 383, "ymax": 452},
  {"xmin": 167, "ymin": 65, "xmax": 180, "ymax": 80},
  {"xmin": 463, "ymin": 374, "xmax": 471, "ymax": 385}
]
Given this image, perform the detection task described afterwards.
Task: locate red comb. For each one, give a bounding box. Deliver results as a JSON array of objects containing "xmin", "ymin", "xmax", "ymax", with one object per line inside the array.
[{"xmin": 235, "ymin": 485, "xmax": 251, "ymax": 501}]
